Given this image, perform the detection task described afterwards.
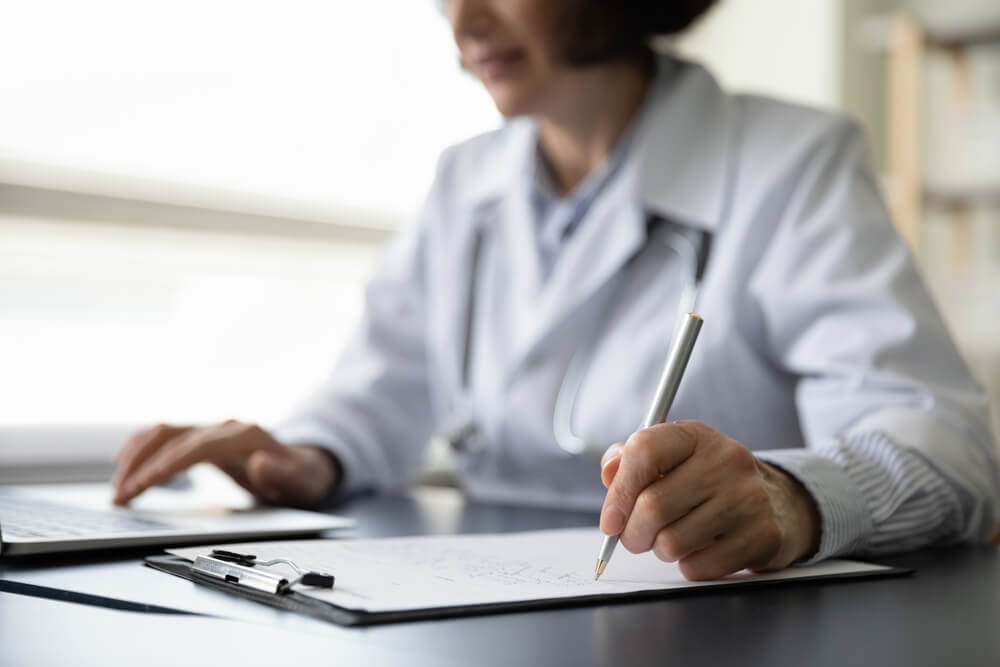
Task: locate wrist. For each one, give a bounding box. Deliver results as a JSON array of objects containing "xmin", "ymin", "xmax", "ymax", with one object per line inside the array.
[
  {"xmin": 761, "ymin": 461, "xmax": 822, "ymax": 564},
  {"xmin": 292, "ymin": 445, "xmax": 342, "ymax": 501}
]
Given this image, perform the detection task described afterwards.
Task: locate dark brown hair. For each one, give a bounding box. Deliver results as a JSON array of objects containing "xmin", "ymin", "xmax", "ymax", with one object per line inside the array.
[{"xmin": 557, "ymin": 0, "xmax": 718, "ymax": 66}]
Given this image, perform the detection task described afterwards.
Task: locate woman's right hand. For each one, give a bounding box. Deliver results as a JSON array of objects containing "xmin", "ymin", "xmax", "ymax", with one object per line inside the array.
[{"xmin": 111, "ymin": 420, "xmax": 340, "ymax": 507}]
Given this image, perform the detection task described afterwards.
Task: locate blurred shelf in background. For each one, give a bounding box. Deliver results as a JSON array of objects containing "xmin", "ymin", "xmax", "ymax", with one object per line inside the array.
[
  {"xmin": 865, "ymin": 3, "xmax": 1000, "ymax": 265},
  {"xmin": 856, "ymin": 0, "xmax": 1000, "ymax": 436}
]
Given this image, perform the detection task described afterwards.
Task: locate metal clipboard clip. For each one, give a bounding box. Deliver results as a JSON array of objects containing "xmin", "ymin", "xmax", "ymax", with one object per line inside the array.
[{"xmin": 192, "ymin": 549, "xmax": 335, "ymax": 595}]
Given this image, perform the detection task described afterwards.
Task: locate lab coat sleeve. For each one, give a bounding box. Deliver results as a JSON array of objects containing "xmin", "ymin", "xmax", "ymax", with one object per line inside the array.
[
  {"xmin": 746, "ymin": 119, "xmax": 1000, "ymax": 560},
  {"xmin": 269, "ymin": 192, "xmax": 438, "ymax": 500}
]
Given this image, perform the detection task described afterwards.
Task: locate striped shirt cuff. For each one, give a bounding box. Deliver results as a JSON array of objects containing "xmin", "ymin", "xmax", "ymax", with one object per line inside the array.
[{"xmin": 756, "ymin": 445, "xmax": 874, "ymax": 562}]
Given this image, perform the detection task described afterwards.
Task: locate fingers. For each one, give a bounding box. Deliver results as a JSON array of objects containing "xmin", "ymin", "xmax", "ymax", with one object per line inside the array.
[
  {"xmin": 113, "ymin": 421, "xmax": 340, "ymax": 507},
  {"xmin": 139, "ymin": 422, "xmax": 279, "ymax": 495},
  {"xmin": 113, "ymin": 424, "xmax": 191, "ymax": 489},
  {"xmin": 246, "ymin": 450, "xmax": 308, "ymax": 503},
  {"xmin": 245, "ymin": 447, "xmax": 337, "ymax": 506},
  {"xmin": 677, "ymin": 520, "xmax": 783, "ymax": 581},
  {"xmin": 114, "ymin": 421, "xmax": 281, "ymax": 505},
  {"xmin": 647, "ymin": 489, "xmax": 753, "ymax": 563},
  {"xmin": 614, "ymin": 429, "xmax": 755, "ymax": 553},
  {"xmin": 114, "ymin": 425, "xmax": 205, "ymax": 504},
  {"xmin": 215, "ymin": 458, "xmax": 254, "ymax": 495},
  {"xmin": 600, "ymin": 442, "xmax": 623, "ymax": 488},
  {"xmin": 599, "ymin": 422, "xmax": 698, "ymax": 536},
  {"xmin": 643, "ymin": 488, "xmax": 783, "ymax": 580},
  {"xmin": 618, "ymin": 466, "xmax": 715, "ymax": 553}
]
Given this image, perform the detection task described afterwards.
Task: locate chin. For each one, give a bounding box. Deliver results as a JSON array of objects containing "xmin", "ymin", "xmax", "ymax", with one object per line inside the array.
[
  {"xmin": 483, "ymin": 84, "xmax": 536, "ymax": 119},
  {"xmin": 491, "ymin": 101, "xmax": 529, "ymax": 118}
]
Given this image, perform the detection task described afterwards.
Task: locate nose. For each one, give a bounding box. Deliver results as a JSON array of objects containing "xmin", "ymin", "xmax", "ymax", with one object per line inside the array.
[{"xmin": 447, "ymin": 0, "xmax": 493, "ymax": 42}]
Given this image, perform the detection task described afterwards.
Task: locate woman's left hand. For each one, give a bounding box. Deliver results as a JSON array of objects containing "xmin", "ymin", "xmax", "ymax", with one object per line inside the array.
[{"xmin": 599, "ymin": 420, "xmax": 821, "ymax": 580}]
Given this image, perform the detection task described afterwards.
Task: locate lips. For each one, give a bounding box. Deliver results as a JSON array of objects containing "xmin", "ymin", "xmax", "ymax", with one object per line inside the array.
[{"xmin": 467, "ymin": 48, "xmax": 525, "ymax": 81}]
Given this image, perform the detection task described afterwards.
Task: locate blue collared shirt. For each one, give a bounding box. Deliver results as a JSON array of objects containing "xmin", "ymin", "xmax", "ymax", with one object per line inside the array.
[{"xmin": 531, "ymin": 131, "xmax": 635, "ymax": 281}]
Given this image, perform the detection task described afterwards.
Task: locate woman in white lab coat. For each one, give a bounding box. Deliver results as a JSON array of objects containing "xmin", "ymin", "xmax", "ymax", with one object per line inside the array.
[{"xmin": 113, "ymin": 0, "xmax": 1000, "ymax": 580}]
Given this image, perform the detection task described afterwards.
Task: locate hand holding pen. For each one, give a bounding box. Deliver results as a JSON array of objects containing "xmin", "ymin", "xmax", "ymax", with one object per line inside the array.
[{"xmin": 594, "ymin": 314, "xmax": 822, "ymax": 581}]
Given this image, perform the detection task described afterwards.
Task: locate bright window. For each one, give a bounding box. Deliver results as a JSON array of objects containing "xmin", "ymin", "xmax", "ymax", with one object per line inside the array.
[
  {"xmin": 0, "ymin": 1, "xmax": 499, "ymax": 465},
  {"xmin": 0, "ymin": 0, "xmax": 499, "ymax": 217}
]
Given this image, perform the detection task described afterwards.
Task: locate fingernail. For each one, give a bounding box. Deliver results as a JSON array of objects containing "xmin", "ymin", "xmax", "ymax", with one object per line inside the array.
[
  {"xmin": 601, "ymin": 445, "xmax": 623, "ymax": 468},
  {"xmin": 601, "ymin": 504, "xmax": 626, "ymax": 535}
]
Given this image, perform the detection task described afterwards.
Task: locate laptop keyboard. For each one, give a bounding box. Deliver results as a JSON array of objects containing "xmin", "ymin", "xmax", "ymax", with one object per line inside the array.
[{"xmin": 0, "ymin": 495, "xmax": 171, "ymax": 539}]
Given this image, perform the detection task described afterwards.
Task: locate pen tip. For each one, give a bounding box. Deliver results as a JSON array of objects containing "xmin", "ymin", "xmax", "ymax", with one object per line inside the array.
[{"xmin": 594, "ymin": 559, "xmax": 607, "ymax": 580}]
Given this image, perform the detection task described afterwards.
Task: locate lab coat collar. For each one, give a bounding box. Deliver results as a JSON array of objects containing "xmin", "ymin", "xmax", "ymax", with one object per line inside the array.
[{"xmin": 633, "ymin": 54, "xmax": 733, "ymax": 232}]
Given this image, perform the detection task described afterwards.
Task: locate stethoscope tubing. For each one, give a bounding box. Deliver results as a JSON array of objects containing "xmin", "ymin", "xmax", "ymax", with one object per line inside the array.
[{"xmin": 445, "ymin": 216, "xmax": 712, "ymax": 456}]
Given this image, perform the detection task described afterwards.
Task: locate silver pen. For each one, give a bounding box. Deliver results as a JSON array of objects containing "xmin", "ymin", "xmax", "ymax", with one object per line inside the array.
[{"xmin": 595, "ymin": 312, "xmax": 703, "ymax": 580}]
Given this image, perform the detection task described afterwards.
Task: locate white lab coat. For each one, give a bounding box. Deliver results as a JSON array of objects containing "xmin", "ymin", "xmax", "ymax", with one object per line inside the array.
[{"xmin": 274, "ymin": 55, "xmax": 999, "ymax": 558}]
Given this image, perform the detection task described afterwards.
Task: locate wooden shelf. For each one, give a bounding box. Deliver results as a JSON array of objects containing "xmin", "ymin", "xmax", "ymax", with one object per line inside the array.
[
  {"xmin": 924, "ymin": 181, "xmax": 1000, "ymax": 208},
  {"xmin": 860, "ymin": 7, "xmax": 1000, "ymax": 52},
  {"xmin": 873, "ymin": 8, "xmax": 1000, "ymax": 267},
  {"xmin": 920, "ymin": 5, "xmax": 1000, "ymax": 48}
]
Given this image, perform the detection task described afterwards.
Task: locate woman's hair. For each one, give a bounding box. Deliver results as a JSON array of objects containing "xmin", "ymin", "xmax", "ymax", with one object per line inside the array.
[{"xmin": 558, "ymin": 0, "xmax": 718, "ymax": 67}]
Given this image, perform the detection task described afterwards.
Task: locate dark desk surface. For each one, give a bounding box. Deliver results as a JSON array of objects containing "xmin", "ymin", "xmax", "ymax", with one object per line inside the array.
[{"xmin": 3, "ymin": 487, "xmax": 1000, "ymax": 667}]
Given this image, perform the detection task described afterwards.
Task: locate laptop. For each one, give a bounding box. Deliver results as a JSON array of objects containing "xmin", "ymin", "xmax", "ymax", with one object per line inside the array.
[{"xmin": 0, "ymin": 483, "xmax": 352, "ymax": 557}]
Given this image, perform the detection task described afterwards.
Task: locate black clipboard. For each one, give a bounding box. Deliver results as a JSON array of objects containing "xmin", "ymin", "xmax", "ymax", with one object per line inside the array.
[{"xmin": 144, "ymin": 553, "xmax": 911, "ymax": 627}]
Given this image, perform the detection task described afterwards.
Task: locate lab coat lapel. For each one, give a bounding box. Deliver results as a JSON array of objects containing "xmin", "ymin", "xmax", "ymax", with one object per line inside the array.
[
  {"xmin": 488, "ymin": 167, "xmax": 544, "ymax": 382},
  {"xmin": 500, "ymin": 176, "xmax": 544, "ymax": 322},
  {"xmin": 502, "ymin": 54, "xmax": 734, "ymax": 381},
  {"xmin": 509, "ymin": 182, "xmax": 647, "ymax": 373}
]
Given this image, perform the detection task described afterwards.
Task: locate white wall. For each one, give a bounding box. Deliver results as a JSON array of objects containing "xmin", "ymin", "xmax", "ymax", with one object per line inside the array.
[{"xmin": 675, "ymin": 0, "xmax": 843, "ymax": 110}]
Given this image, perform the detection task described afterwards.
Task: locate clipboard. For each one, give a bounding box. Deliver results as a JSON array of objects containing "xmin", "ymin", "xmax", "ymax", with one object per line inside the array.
[
  {"xmin": 144, "ymin": 535, "xmax": 912, "ymax": 627},
  {"xmin": 145, "ymin": 553, "xmax": 369, "ymax": 626}
]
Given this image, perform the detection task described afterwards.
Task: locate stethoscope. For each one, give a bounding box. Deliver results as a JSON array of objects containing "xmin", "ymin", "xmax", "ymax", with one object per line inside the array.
[{"xmin": 438, "ymin": 214, "xmax": 712, "ymax": 458}]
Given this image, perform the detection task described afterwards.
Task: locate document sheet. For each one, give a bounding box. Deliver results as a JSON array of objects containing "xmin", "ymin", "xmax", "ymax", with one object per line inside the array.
[{"xmin": 169, "ymin": 528, "xmax": 893, "ymax": 613}]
